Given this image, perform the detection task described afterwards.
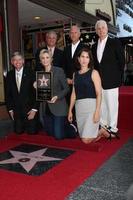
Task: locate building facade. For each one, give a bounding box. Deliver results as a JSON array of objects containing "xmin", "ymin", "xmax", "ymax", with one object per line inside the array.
[{"xmin": 0, "ymin": 0, "xmax": 118, "ymax": 102}]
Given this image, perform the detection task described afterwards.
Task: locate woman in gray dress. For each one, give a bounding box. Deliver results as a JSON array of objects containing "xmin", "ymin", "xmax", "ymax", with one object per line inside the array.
[{"xmin": 68, "ymin": 48, "xmax": 102, "ymax": 144}]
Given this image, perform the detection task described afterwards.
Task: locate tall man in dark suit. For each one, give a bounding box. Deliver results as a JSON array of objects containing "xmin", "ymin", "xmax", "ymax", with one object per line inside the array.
[
  {"xmin": 92, "ymin": 20, "xmax": 125, "ymax": 139},
  {"xmin": 63, "ymin": 25, "xmax": 88, "ymax": 138},
  {"xmin": 35, "ymin": 30, "xmax": 63, "ymax": 70},
  {"xmin": 63, "ymin": 25, "xmax": 87, "ymax": 85},
  {"xmin": 5, "ymin": 52, "xmax": 39, "ymax": 134},
  {"xmin": 63, "ymin": 25, "xmax": 89, "ymax": 107}
]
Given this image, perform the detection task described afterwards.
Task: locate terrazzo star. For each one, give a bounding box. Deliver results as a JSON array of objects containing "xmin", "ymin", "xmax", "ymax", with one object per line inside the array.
[
  {"xmin": 38, "ymin": 75, "xmax": 49, "ymax": 87},
  {"xmin": 0, "ymin": 148, "xmax": 62, "ymax": 172}
]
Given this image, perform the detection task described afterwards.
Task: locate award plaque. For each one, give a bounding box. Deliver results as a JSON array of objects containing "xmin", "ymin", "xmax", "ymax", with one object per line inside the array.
[{"xmin": 36, "ymin": 71, "xmax": 53, "ymax": 101}]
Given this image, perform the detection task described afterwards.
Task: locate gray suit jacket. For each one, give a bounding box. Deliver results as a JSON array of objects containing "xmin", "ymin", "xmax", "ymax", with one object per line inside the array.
[{"xmin": 41, "ymin": 67, "xmax": 69, "ymax": 116}]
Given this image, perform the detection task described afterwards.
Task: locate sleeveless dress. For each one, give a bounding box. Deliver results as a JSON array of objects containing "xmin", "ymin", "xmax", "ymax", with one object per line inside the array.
[{"xmin": 74, "ymin": 69, "xmax": 99, "ymax": 139}]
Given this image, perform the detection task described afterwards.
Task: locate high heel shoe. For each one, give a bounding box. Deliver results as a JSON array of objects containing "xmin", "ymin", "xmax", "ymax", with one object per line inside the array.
[
  {"xmin": 106, "ymin": 130, "xmax": 120, "ymax": 141},
  {"xmin": 100, "ymin": 127, "xmax": 120, "ymax": 141},
  {"xmin": 110, "ymin": 131, "xmax": 120, "ymax": 139},
  {"xmin": 107, "ymin": 126, "xmax": 120, "ymax": 140}
]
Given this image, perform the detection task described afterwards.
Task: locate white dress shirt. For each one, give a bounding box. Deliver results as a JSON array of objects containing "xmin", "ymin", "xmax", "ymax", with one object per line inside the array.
[
  {"xmin": 97, "ymin": 36, "xmax": 108, "ymax": 63},
  {"xmin": 71, "ymin": 40, "xmax": 80, "ymax": 58}
]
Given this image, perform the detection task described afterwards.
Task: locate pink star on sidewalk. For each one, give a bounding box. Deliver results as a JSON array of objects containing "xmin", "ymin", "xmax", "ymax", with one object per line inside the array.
[{"xmin": 0, "ymin": 148, "xmax": 62, "ymax": 172}]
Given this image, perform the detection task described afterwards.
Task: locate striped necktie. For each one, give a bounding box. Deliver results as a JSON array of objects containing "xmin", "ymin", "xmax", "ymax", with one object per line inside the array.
[
  {"xmin": 16, "ymin": 73, "xmax": 20, "ymax": 91},
  {"xmin": 49, "ymin": 48, "xmax": 53, "ymax": 56}
]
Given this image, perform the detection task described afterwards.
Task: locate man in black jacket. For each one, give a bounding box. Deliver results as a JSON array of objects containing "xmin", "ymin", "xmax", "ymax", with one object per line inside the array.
[
  {"xmin": 5, "ymin": 52, "xmax": 39, "ymax": 134},
  {"xmin": 92, "ymin": 20, "xmax": 125, "ymax": 138},
  {"xmin": 63, "ymin": 25, "xmax": 89, "ymax": 106},
  {"xmin": 63, "ymin": 25, "xmax": 88, "ymax": 85},
  {"xmin": 35, "ymin": 31, "xmax": 63, "ymax": 70}
]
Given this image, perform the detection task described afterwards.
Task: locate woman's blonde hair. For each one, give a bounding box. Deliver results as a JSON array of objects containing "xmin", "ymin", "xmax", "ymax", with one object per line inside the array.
[{"xmin": 39, "ymin": 49, "xmax": 52, "ymax": 59}]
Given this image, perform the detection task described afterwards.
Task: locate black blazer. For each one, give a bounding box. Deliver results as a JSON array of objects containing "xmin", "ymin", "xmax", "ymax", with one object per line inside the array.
[
  {"xmin": 35, "ymin": 47, "xmax": 63, "ymax": 70},
  {"xmin": 5, "ymin": 67, "xmax": 39, "ymax": 115},
  {"xmin": 92, "ymin": 37, "xmax": 125, "ymax": 89},
  {"xmin": 63, "ymin": 42, "xmax": 88, "ymax": 79}
]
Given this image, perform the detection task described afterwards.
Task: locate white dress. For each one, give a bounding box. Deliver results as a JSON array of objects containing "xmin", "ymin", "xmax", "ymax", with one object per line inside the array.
[{"xmin": 75, "ymin": 98, "xmax": 99, "ymax": 139}]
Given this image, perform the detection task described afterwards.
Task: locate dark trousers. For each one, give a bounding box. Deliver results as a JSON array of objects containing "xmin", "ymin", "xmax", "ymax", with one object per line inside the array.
[
  {"xmin": 43, "ymin": 115, "xmax": 65, "ymax": 140},
  {"xmin": 14, "ymin": 114, "xmax": 38, "ymax": 134}
]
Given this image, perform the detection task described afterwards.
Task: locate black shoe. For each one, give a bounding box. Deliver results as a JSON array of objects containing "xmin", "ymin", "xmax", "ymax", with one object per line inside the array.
[
  {"xmin": 110, "ymin": 131, "xmax": 120, "ymax": 139},
  {"xmin": 107, "ymin": 128, "xmax": 120, "ymax": 140}
]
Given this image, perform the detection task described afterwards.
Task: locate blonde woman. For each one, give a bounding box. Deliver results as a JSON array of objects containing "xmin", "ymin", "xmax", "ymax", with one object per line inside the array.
[{"xmin": 38, "ymin": 49, "xmax": 69, "ymax": 139}]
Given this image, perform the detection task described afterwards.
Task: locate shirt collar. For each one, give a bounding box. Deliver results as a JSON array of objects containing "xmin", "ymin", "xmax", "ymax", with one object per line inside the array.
[
  {"xmin": 15, "ymin": 66, "xmax": 23, "ymax": 75},
  {"xmin": 98, "ymin": 35, "xmax": 108, "ymax": 44},
  {"xmin": 72, "ymin": 40, "xmax": 80, "ymax": 47}
]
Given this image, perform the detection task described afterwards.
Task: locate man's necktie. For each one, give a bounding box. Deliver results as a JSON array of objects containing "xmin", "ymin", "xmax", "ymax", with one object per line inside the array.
[
  {"xmin": 49, "ymin": 48, "xmax": 53, "ymax": 56},
  {"xmin": 16, "ymin": 73, "xmax": 20, "ymax": 92}
]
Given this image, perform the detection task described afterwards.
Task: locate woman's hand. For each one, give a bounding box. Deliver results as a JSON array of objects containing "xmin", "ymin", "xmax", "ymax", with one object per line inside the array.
[
  {"xmin": 33, "ymin": 81, "xmax": 37, "ymax": 89},
  {"xmin": 68, "ymin": 111, "xmax": 73, "ymax": 123},
  {"xmin": 93, "ymin": 111, "xmax": 100, "ymax": 123},
  {"xmin": 48, "ymin": 96, "xmax": 58, "ymax": 104}
]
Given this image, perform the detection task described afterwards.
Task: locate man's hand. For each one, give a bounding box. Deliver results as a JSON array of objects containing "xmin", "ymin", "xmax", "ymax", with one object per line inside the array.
[
  {"xmin": 27, "ymin": 110, "xmax": 36, "ymax": 120},
  {"xmin": 9, "ymin": 110, "xmax": 14, "ymax": 120},
  {"xmin": 67, "ymin": 78, "xmax": 73, "ymax": 85}
]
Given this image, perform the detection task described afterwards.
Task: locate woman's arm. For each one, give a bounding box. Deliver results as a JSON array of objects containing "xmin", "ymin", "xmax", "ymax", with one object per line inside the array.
[
  {"xmin": 68, "ymin": 86, "xmax": 76, "ymax": 123},
  {"xmin": 92, "ymin": 69, "xmax": 102, "ymax": 123}
]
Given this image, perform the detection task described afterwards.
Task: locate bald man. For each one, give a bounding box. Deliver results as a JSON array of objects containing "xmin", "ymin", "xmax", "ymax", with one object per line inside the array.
[
  {"xmin": 63, "ymin": 25, "xmax": 89, "ymax": 85},
  {"xmin": 92, "ymin": 20, "xmax": 125, "ymax": 139}
]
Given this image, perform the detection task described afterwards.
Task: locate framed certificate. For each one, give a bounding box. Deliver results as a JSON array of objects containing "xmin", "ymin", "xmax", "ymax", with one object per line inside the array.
[{"xmin": 36, "ymin": 71, "xmax": 53, "ymax": 101}]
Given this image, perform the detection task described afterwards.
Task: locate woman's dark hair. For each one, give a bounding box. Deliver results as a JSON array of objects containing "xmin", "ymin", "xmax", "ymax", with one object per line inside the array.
[{"xmin": 75, "ymin": 47, "xmax": 94, "ymax": 70}]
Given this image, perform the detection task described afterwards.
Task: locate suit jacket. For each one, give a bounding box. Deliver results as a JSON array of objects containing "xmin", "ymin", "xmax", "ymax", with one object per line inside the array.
[
  {"xmin": 92, "ymin": 37, "xmax": 125, "ymax": 89},
  {"xmin": 5, "ymin": 67, "xmax": 39, "ymax": 115},
  {"xmin": 35, "ymin": 47, "xmax": 63, "ymax": 71},
  {"xmin": 63, "ymin": 42, "xmax": 89, "ymax": 79},
  {"xmin": 41, "ymin": 67, "xmax": 69, "ymax": 116}
]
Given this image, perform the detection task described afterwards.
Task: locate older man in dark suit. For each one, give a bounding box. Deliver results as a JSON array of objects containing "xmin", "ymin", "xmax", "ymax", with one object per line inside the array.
[
  {"xmin": 35, "ymin": 30, "xmax": 63, "ymax": 70},
  {"xmin": 92, "ymin": 20, "xmax": 125, "ymax": 139},
  {"xmin": 5, "ymin": 52, "xmax": 39, "ymax": 134}
]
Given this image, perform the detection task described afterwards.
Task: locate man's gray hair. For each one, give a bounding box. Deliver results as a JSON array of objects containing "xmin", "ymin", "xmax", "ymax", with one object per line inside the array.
[
  {"xmin": 95, "ymin": 20, "xmax": 108, "ymax": 30},
  {"xmin": 70, "ymin": 25, "xmax": 81, "ymax": 33},
  {"xmin": 11, "ymin": 51, "xmax": 24, "ymax": 59},
  {"xmin": 46, "ymin": 30, "xmax": 57, "ymax": 38}
]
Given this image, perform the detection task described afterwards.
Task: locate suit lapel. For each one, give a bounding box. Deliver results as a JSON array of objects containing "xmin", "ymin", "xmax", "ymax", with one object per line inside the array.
[
  {"xmin": 94, "ymin": 43, "xmax": 99, "ymax": 64},
  {"xmin": 20, "ymin": 68, "xmax": 27, "ymax": 92},
  {"xmin": 73, "ymin": 42, "xmax": 81, "ymax": 59},
  {"xmin": 13, "ymin": 70, "xmax": 18, "ymax": 91},
  {"xmin": 53, "ymin": 47, "xmax": 57, "ymax": 58},
  {"xmin": 68, "ymin": 45, "xmax": 72, "ymax": 59}
]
